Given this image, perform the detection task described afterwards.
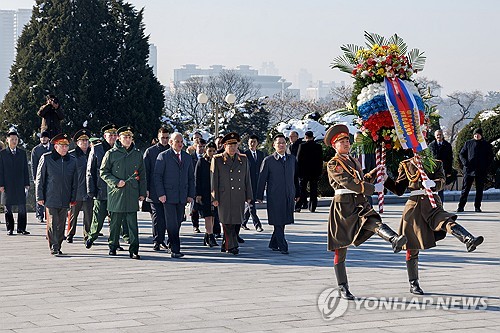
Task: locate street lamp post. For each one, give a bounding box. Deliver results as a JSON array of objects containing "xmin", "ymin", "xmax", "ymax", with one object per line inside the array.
[{"xmin": 197, "ymin": 93, "xmax": 236, "ymax": 138}]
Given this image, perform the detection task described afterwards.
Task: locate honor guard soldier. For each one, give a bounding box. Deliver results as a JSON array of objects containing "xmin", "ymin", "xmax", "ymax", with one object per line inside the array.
[
  {"xmin": 35, "ymin": 133, "xmax": 78, "ymax": 255},
  {"xmin": 99, "ymin": 126, "xmax": 146, "ymax": 259},
  {"xmin": 383, "ymin": 154, "xmax": 484, "ymax": 295},
  {"xmin": 211, "ymin": 132, "xmax": 252, "ymax": 255},
  {"xmin": 325, "ymin": 124, "xmax": 407, "ymax": 300}
]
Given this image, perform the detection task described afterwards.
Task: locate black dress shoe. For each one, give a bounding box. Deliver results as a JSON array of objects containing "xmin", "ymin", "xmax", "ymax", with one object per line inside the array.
[
  {"xmin": 193, "ymin": 227, "xmax": 201, "ymax": 233},
  {"xmin": 7, "ymin": 230, "xmax": 13, "ymax": 235},
  {"xmin": 129, "ymin": 253, "xmax": 141, "ymax": 259},
  {"xmin": 475, "ymin": 208, "xmax": 482, "ymax": 212},
  {"xmin": 171, "ymin": 252, "xmax": 184, "ymax": 258},
  {"xmin": 338, "ymin": 284, "xmax": 355, "ymax": 300},
  {"xmin": 66, "ymin": 236, "xmax": 73, "ymax": 243},
  {"xmin": 456, "ymin": 207, "xmax": 464, "ymax": 212},
  {"xmin": 220, "ymin": 246, "xmax": 227, "ymax": 253},
  {"xmin": 237, "ymin": 236, "xmax": 245, "ymax": 243},
  {"xmin": 85, "ymin": 239, "xmax": 93, "ymax": 249},
  {"xmin": 294, "ymin": 208, "xmax": 301, "ymax": 213},
  {"xmin": 160, "ymin": 242, "xmax": 169, "ymax": 250},
  {"xmin": 228, "ymin": 248, "xmax": 239, "ymax": 255},
  {"xmin": 270, "ymin": 247, "xmax": 280, "ymax": 251},
  {"xmin": 109, "ymin": 249, "xmax": 117, "ymax": 256},
  {"xmin": 256, "ymin": 226, "xmax": 264, "ymax": 232},
  {"xmin": 241, "ymin": 225, "xmax": 250, "ymax": 230},
  {"xmin": 280, "ymin": 250, "xmax": 289, "ymax": 255},
  {"xmin": 153, "ymin": 243, "xmax": 161, "ymax": 251},
  {"xmin": 57, "ymin": 250, "xmax": 64, "ymax": 255},
  {"xmin": 117, "ymin": 246, "xmax": 125, "ymax": 251}
]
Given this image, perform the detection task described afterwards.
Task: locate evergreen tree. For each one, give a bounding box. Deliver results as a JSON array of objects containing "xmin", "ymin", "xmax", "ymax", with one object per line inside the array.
[{"xmin": 0, "ymin": 0, "xmax": 164, "ymax": 147}]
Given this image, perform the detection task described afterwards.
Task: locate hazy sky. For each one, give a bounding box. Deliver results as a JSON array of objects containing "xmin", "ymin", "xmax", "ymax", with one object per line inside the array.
[{"xmin": 3, "ymin": 0, "xmax": 499, "ymax": 95}]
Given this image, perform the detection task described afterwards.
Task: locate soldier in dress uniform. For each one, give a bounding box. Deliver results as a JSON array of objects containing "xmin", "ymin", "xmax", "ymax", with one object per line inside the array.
[
  {"xmin": 66, "ymin": 129, "xmax": 93, "ymax": 243},
  {"xmin": 325, "ymin": 124, "xmax": 407, "ymax": 300},
  {"xmin": 211, "ymin": 132, "xmax": 252, "ymax": 255},
  {"xmin": 383, "ymin": 153, "xmax": 484, "ymax": 295},
  {"xmin": 35, "ymin": 133, "xmax": 78, "ymax": 255},
  {"xmin": 99, "ymin": 126, "xmax": 146, "ymax": 259}
]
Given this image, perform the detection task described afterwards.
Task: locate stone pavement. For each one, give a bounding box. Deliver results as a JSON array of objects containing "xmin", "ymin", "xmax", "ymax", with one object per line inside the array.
[{"xmin": 0, "ymin": 201, "xmax": 498, "ymax": 332}]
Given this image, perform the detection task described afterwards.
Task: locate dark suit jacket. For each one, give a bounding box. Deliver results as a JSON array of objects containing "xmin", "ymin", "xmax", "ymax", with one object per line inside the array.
[
  {"xmin": 286, "ymin": 138, "xmax": 303, "ymax": 157},
  {"xmin": 153, "ymin": 148, "xmax": 195, "ymax": 204},
  {"xmin": 143, "ymin": 143, "xmax": 169, "ymax": 203},
  {"xmin": 429, "ymin": 140, "xmax": 453, "ymax": 175},
  {"xmin": 296, "ymin": 140, "xmax": 323, "ymax": 179},
  {"xmin": 459, "ymin": 139, "xmax": 494, "ymax": 176},
  {"xmin": 244, "ymin": 149, "xmax": 266, "ymax": 198}
]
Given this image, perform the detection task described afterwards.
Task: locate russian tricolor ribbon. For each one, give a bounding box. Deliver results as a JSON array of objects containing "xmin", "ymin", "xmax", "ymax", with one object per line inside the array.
[{"xmin": 384, "ymin": 77, "xmax": 427, "ymax": 152}]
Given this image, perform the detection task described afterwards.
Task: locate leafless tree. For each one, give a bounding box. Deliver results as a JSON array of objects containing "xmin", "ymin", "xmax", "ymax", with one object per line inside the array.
[{"xmin": 446, "ymin": 90, "xmax": 483, "ymax": 145}]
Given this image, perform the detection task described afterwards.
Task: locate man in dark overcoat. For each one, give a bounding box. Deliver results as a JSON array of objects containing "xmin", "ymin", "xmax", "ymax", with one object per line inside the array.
[
  {"xmin": 211, "ymin": 132, "xmax": 252, "ymax": 255},
  {"xmin": 457, "ymin": 128, "xmax": 494, "ymax": 212},
  {"xmin": 428, "ymin": 129, "xmax": 453, "ymax": 202},
  {"xmin": 242, "ymin": 134, "xmax": 265, "ymax": 232},
  {"xmin": 143, "ymin": 127, "xmax": 170, "ymax": 251},
  {"xmin": 35, "ymin": 133, "xmax": 78, "ymax": 255},
  {"xmin": 256, "ymin": 134, "xmax": 300, "ymax": 254},
  {"xmin": 189, "ymin": 138, "xmax": 206, "ymax": 233},
  {"xmin": 154, "ymin": 132, "xmax": 195, "ymax": 258},
  {"xmin": 100, "ymin": 126, "xmax": 146, "ymax": 259},
  {"xmin": 66, "ymin": 129, "xmax": 92, "ymax": 243},
  {"xmin": 31, "ymin": 131, "xmax": 52, "ymax": 223},
  {"xmin": 0, "ymin": 131, "xmax": 30, "ymax": 235},
  {"xmin": 296, "ymin": 130, "xmax": 323, "ymax": 212}
]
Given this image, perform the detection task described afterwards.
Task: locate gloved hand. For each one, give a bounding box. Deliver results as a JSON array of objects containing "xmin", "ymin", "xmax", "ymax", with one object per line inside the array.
[
  {"xmin": 374, "ymin": 182, "xmax": 384, "ymax": 193},
  {"xmin": 422, "ymin": 179, "xmax": 436, "ymax": 190}
]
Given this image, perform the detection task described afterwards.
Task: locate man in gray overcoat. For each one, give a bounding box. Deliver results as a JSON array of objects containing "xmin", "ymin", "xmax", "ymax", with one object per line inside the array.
[
  {"xmin": 256, "ymin": 133, "xmax": 300, "ymax": 254},
  {"xmin": 0, "ymin": 131, "xmax": 30, "ymax": 235},
  {"xmin": 211, "ymin": 132, "xmax": 252, "ymax": 255}
]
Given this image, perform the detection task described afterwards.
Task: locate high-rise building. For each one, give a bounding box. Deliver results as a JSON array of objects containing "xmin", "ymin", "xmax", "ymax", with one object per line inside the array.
[
  {"xmin": 148, "ymin": 43, "xmax": 158, "ymax": 77},
  {"xmin": 0, "ymin": 8, "xmax": 32, "ymax": 101}
]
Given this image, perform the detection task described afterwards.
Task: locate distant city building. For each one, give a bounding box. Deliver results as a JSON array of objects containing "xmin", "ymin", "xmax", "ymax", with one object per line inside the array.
[
  {"xmin": 148, "ymin": 43, "xmax": 158, "ymax": 77},
  {"xmin": 0, "ymin": 8, "xmax": 32, "ymax": 101},
  {"xmin": 305, "ymin": 80, "xmax": 346, "ymax": 101},
  {"xmin": 297, "ymin": 68, "xmax": 313, "ymax": 99},
  {"xmin": 173, "ymin": 64, "xmax": 299, "ymax": 99},
  {"xmin": 260, "ymin": 61, "xmax": 279, "ymax": 76}
]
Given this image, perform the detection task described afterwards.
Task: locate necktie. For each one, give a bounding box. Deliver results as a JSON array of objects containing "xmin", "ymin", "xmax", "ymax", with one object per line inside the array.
[
  {"xmin": 253, "ymin": 151, "xmax": 257, "ymax": 160},
  {"xmin": 177, "ymin": 153, "xmax": 181, "ymax": 163},
  {"xmin": 12, "ymin": 149, "xmax": 16, "ymax": 155}
]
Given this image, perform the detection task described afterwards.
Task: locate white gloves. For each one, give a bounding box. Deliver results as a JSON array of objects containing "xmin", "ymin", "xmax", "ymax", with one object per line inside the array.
[
  {"xmin": 422, "ymin": 179, "xmax": 436, "ymax": 190},
  {"xmin": 374, "ymin": 182, "xmax": 384, "ymax": 193}
]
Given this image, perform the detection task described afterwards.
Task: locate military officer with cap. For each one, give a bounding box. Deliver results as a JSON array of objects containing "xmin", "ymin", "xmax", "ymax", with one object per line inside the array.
[
  {"xmin": 100, "ymin": 126, "xmax": 146, "ymax": 259},
  {"xmin": 35, "ymin": 133, "xmax": 78, "ymax": 255},
  {"xmin": 66, "ymin": 129, "xmax": 93, "ymax": 243},
  {"xmin": 324, "ymin": 124, "xmax": 407, "ymax": 300},
  {"xmin": 211, "ymin": 132, "xmax": 252, "ymax": 255},
  {"xmin": 86, "ymin": 124, "xmax": 128, "ymax": 249}
]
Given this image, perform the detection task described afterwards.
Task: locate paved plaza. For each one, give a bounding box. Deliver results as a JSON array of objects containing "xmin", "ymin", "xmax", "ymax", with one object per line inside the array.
[{"xmin": 0, "ymin": 200, "xmax": 499, "ymax": 332}]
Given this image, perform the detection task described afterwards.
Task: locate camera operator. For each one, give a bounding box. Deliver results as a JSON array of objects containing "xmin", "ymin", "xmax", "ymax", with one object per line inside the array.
[{"xmin": 37, "ymin": 94, "xmax": 64, "ymax": 139}]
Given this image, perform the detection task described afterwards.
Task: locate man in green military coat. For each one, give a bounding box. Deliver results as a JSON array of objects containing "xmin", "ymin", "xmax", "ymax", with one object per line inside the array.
[{"xmin": 100, "ymin": 126, "xmax": 146, "ymax": 259}]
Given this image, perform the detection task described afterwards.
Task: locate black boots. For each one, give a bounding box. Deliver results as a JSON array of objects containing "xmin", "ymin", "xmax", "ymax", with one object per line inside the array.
[
  {"xmin": 406, "ymin": 258, "xmax": 424, "ymax": 295},
  {"xmin": 377, "ymin": 224, "xmax": 407, "ymax": 253},
  {"xmin": 203, "ymin": 233, "xmax": 219, "ymax": 247},
  {"xmin": 450, "ymin": 224, "xmax": 484, "ymax": 252},
  {"xmin": 334, "ymin": 262, "xmax": 355, "ymax": 300}
]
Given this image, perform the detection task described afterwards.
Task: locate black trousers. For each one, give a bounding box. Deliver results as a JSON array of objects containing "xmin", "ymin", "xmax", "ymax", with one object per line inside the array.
[
  {"xmin": 213, "ymin": 207, "xmax": 221, "ymax": 235},
  {"xmin": 458, "ymin": 174, "xmax": 486, "ymax": 209},
  {"xmin": 190, "ymin": 201, "xmax": 199, "ymax": 228},
  {"xmin": 164, "ymin": 203, "xmax": 184, "ymax": 254},
  {"xmin": 5, "ymin": 204, "xmax": 27, "ymax": 232},
  {"xmin": 296, "ymin": 177, "xmax": 319, "ymax": 211},
  {"xmin": 151, "ymin": 202, "xmax": 167, "ymax": 244},
  {"xmin": 269, "ymin": 225, "xmax": 287, "ymax": 251},
  {"xmin": 243, "ymin": 199, "xmax": 261, "ymax": 227}
]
